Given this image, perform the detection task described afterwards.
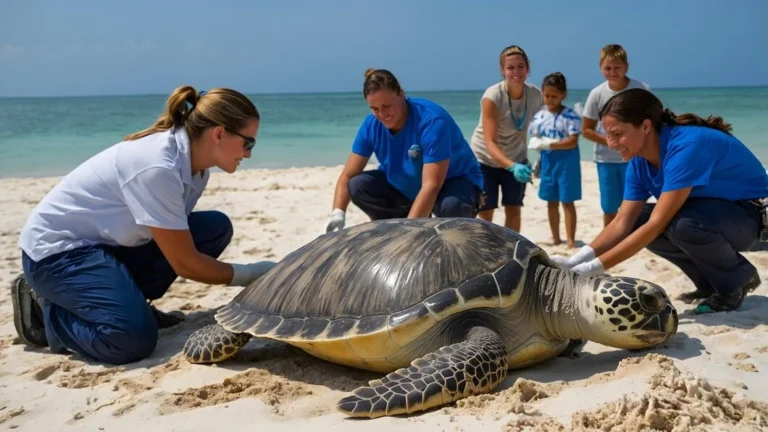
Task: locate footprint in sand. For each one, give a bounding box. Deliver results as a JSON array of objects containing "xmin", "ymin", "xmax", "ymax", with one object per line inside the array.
[
  {"xmin": 0, "ymin": 407, "xmax": 25, "ymax": 425},
  {"xmin": 27, "ymin": 360, "xmax": 124, "ymax": 389},
  {"xmin": 732, "ymin": 363, "xmax": 759, "ymax": 373}
]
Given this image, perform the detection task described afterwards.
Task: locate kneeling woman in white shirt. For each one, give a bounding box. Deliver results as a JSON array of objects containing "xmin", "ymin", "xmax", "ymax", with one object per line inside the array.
[{"xmin": 13, "ymin": 86, "xmax": 274, "ymax": 365}]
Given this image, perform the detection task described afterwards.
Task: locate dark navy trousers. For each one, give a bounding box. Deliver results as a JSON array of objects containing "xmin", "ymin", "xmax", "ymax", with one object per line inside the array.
[
  {"xmin": 349, "ymin": 170, "xmax": 481, "ymax": 220},
  {"xmin": 632, "ymin": 198, "xmax": 761, "ymax": 297},
  {"xmin": 21, "ymin": 211, "xmax": 233, "ymax": 365}
]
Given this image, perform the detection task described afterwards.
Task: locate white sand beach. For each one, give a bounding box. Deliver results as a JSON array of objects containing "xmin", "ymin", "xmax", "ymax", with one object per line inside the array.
[{"xmin": 1, "ymin": 161, "xmax": 767, "ymax": 431}]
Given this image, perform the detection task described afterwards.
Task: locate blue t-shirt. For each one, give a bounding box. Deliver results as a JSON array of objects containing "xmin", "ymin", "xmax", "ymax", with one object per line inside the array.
[
  {"xmin": 527, "ymin": 106, "xmax": 582, "ymax": 178},
  {"xmin": 624, "ymin": 125, "xmax": 768, "ymax": 202},
  {"xmin": 351, "ymin": 97, "xmax": 484, "ymax": 201}
]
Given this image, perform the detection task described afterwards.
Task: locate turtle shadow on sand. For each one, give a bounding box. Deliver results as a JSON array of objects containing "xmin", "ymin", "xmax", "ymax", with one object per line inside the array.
[
  {"xmin": 496, "ymin": 331, "xmax": 705, "ymax": 390},
  {"xmin": 191, "ymin": 337, "xmax": 379, "ymax": 392}
]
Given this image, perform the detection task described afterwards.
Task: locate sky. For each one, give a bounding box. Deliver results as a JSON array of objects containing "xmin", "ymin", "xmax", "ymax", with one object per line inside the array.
[{"xmin": 1, "ymin": 0, "xmax": 766, "ymax": 98}]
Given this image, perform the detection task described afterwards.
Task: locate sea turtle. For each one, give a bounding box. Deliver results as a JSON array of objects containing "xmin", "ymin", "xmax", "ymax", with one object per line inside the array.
[{"xmin": 182, "ymin": 218, "xmax": 678, "ymax": 418}]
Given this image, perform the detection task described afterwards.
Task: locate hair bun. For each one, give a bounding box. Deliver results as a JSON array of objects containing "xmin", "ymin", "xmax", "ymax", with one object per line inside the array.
[{"xmin": 364, "ymin": 68, "xmax": 376, "ymax": 79}]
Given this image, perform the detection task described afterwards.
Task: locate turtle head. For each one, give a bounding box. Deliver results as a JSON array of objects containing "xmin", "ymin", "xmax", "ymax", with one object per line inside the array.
[{"xmin": 579, "ymin": 276, "xmax": 678, "ymax": 350}]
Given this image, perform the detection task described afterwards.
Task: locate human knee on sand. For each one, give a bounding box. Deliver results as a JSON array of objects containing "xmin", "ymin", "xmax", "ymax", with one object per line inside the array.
[
  {"xmin": 11, "ymin": 86, "xmax": 277, "ymax": 365},
  {"xmin": 180, "ymin": 217, "xmax": 678, "ymax": 419},
  {"xmin": 324, "ymin": 68, "xmax": 485, "ymax": 232},
  {"xmin": 552, "ymin": 87, "xmax": 768, "ymax": 315}
]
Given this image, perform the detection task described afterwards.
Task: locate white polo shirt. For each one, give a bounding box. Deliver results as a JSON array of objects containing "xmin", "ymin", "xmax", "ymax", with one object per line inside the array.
[{"xmin": 19, "ymin": 127, "xmax": 210, "ymax": 262}]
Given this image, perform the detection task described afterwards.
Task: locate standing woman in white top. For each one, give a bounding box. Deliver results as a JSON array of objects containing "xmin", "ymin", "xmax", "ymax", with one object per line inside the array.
[
  {"xmin": 469, "ymin": 45, "xmax": 544, "ymax": 232},
  {"xmin": 13, "ymin": 86, "xmax": 275, "ymax": 365}
]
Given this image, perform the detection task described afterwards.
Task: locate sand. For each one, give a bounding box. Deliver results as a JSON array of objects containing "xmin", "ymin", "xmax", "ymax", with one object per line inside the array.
[{"xmin": 1, "ymin": 161, "xmax": 767, "ymax": 432}]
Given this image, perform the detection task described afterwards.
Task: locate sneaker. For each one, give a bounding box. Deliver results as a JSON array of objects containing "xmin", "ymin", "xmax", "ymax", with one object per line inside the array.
[
  {"xmin": 678, "ymin": 288, "xmax": 713, "ymax": 304},
  {"xmin": 10, "ymin": 273, "xmax": 48, "ymax": 347},
  {"xmin": 695, "ymin": 286, "xmax": 749, "ymax": 315},
  {"xmin": 149, "ymin": 303, "xmax": 185, "ymax": 329}
]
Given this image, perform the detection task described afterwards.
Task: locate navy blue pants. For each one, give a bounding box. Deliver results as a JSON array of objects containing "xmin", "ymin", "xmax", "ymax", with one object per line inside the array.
[
  {"xmin": 479, "ymin": 163, "xmax": 526, "ymax": 211},
  {"xmin": 348, "ymin": 170, "xmax": 481, "ymax": 220},
  {"xmin": 632, "ymin": 198, "xmax": 761, "ymax": 297},
  {"xmin": 21, "ymin": 211, "xmax": 233, "ymax": 365}
]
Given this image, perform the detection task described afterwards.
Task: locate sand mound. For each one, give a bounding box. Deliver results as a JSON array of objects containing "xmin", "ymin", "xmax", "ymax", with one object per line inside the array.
[
  {"xmin": 503, "ymin": 354, "xmax": 768, "ymax": 432},
  {"xmin": 160, "ymin": 368, "xmax": 313, "ymax": 415},
  {"xmin": 451, "ymin": 378, "xmax": 568, "ymax": 420}
]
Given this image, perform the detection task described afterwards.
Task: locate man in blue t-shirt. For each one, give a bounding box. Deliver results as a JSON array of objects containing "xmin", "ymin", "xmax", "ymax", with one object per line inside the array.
[
  {"xmin": 324, "ymin": 69, "xmax": 484, "ymax": 232},
  {"xmin": 551, "ymin": 88, "xmax": 767, "ymax": 315}
]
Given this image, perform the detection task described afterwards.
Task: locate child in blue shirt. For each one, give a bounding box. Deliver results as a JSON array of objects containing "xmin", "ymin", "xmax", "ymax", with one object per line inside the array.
[{"xmin": 527, "ymin": 72, "xmax": 582, "ymax": 248}]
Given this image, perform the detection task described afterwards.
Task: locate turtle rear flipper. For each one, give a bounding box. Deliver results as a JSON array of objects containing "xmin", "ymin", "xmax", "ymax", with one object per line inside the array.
[
  {"xmin": 336, "ymin": 326, "xmax": 508, "ymax": 418},
  {"xmin": 182, "ymin": 323, "xmax": 251, "ymax": 364}
]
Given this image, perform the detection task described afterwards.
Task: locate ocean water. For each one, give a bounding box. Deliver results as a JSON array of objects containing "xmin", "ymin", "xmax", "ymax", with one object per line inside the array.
[{"xmin": 1, "ymin": 86, "xmax": 767, "ymax": 178}]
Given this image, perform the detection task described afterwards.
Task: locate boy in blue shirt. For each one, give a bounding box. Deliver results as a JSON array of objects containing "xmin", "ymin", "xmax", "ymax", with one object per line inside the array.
[
  {"xmin": 553, "ymin": 88, "xmax": 767, "ymax": 314},
  {"xmin": 325, "ymin": 69, "xmax": 484, "ymax": 232}
]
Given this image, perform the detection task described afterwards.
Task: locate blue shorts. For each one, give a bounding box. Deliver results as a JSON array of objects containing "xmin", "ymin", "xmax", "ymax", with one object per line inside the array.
[
  {"xmin": 596, "ymin": 162, "xmax": 628, "ymax": 214},
  {"xmin": 538, "ymin": 154, "xmax": 581, "ymax": 204},
  {"xmin": 479, "ymin": 163, "xmax": 526, "ymax": 210}
]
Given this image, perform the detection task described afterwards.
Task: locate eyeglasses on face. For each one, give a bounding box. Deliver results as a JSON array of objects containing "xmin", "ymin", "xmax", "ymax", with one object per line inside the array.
[{"xmin": 226, "ymin": 128, "xmax": 256, "ymax": 151}]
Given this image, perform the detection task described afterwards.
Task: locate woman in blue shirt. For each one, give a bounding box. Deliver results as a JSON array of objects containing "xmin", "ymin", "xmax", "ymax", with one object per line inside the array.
[
  {"xmin": 324, "ymin": 68, "xmax": 485, "ymax": 232},
  {"xmin": 553, "ymin": 88, "xmax": 767, "ymax": 314}
]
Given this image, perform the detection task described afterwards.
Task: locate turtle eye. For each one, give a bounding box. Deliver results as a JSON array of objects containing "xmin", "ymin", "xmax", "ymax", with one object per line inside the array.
[{"xmin": 638, "ymin": 290, "xmax": 663, "ymax": 314}]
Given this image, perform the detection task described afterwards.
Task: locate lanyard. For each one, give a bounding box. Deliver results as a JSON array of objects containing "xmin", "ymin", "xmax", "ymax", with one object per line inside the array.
[{"xmin": 506, "ymin": 83, "xmax": 528, "ymax": 131}]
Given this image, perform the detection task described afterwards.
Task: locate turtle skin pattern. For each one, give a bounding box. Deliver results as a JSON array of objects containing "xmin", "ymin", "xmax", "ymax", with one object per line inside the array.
[{"xmin": 182, "ymin": 323, "xmax": 253, "ymax": 364}]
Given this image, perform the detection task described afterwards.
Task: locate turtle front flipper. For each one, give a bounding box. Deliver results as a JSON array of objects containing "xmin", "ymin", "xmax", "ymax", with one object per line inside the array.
[
  {"xmin": 336, "ymin": 326, "xmax": 508, "ymax": 418},
  {"xmin": 182, "ymin": 323, "xmax": 252, "ymax": 364}
]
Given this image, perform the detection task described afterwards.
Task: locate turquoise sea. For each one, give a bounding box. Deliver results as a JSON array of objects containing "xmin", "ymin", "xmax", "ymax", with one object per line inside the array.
[{"xmin": 1, "ymin": 86, "xmax": 767, "ymax": 179}]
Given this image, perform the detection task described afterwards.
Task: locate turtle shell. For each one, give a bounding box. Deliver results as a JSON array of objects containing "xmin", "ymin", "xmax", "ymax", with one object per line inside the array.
[{"xmin": 215, "ymin": 217, "xmax": 546, "ymax": 371}]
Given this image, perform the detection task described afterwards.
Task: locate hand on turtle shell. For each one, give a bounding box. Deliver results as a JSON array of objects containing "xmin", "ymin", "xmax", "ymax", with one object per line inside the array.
[
  {"xmin": 229, "ymin": 261, "xmax": 278, "ymax": 287},
  {"xmin": 325, "ymin": 208, "xmax": 346, "ymax": 233}
]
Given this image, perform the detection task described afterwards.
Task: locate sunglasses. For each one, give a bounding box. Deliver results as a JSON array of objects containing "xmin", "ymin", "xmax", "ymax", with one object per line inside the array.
[{"xmin": 226, "ymin": 128, "xmax": 256, "ymax": 151}]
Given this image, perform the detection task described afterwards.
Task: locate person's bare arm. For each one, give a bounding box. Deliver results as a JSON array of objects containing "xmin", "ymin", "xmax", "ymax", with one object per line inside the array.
[
  {"xmin": 547, "ymin": 133, "xmax": 579, "ymax": 150},
  {"xmin": 408, "ymin": 160, "xmax": 449, "ymax": 218},
  {"xmin": 332, "ymin": 153, "xmax": 369, "ymax": 211},
  {"xmin": 481, "ymin": 98, "xmax": 515, "ymax": 168},
  {"xmin": 598, "ymin": 188, "xmax": 691, "ymax": 269},
  {"xmin": 582, "ymin": 117, "xmax": 607, "ymax": 145},
  {"xmin": 588, "ymin": 199, "xmax": 647, "ymax": 256},
  {"xmin": 148, "ymin": 227, "xmax": 235, "ymax": 284}
]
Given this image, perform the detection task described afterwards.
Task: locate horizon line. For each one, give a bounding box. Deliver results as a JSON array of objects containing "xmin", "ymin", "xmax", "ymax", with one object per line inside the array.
[{"xmin": 1, "ymin": 83, "xmax": 767, "ymax": 100}]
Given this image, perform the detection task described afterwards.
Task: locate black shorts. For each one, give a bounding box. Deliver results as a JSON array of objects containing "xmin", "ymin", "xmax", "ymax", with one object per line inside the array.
[{"xmin": 479, "ymin": 163, "xmax": 527, "ymax": 211}]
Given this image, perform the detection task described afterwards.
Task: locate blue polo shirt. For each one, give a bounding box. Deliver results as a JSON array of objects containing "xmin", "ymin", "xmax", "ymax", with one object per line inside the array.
[
  {"xmin": 624, "ymin": 124, "xmax": 768, "ymax": 202},
  {"xmin": 351, "ymin": 97, "xmax": 484, "ymax": 201}
]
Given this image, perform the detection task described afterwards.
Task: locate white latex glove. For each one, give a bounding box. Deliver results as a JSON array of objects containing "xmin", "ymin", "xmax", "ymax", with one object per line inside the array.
[
  {"xmin": 325, "ymin": 208, "xmax": 346, "ymax": 233},
  {"xmin": 570, "ymin": 258, "xmax": 605, "ymax": 277},
  {"xmin": 527, "ymin": 136, "xmax": 558, "ymax": 152},
  {"xmin": 229, "ymin": 261, "xmax": 278, "ymax": 287},
  {"xmin": 550, "ymin": 245, "xmax": 595, "ymax": 270}
]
